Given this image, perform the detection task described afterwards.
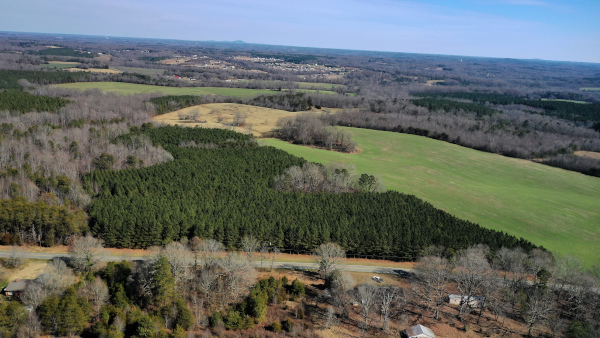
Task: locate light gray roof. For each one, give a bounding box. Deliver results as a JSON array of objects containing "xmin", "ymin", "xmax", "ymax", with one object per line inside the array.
[
  {"xmin": 405, "ymin": 324, "xmax": 435, "ymax": 338},
  {"xmin": 4, "ymin": 279, "xmax": 32, "ymax": 292}
]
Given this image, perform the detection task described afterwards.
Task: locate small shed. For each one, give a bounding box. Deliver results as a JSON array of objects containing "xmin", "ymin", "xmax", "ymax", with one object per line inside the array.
[
  {"xmin": 403, "ymin": 324, "xmax": 435, "ymax": 338},
  {"xmin": 2, "ymin": 279, "xmax": 33, "ymax": 298},
  {"xmin": 448, "ymin": 294, "xmax": 484, "ymax": 308}
]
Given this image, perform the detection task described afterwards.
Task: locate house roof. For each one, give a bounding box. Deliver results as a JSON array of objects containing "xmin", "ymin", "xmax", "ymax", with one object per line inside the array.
[
  {"xmin": 405, "ymin": 324, "xmax": 435, "ymax": 338},
  {"xmin": 3, "ymin": 279, "xmax": 32, "ymax": 292},
  {"xmin": 448, "ymin": 294, "xmax": 484, "ymax": 300}
]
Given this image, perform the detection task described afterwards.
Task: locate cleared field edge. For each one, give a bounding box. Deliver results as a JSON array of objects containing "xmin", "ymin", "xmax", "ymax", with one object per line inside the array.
[
  {"xmin": 261, "ymin": 129, "xmax": 600, "ymax": 265},
  {"xmin": 152, "ymin": 102, "xmax": 304, "ymax": 137}
]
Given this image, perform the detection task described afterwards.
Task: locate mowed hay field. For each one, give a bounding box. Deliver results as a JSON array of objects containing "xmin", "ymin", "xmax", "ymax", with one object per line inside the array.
[
  {"xmin": 53, "ymin": 82, "xmax": 276, "ymax": 98},
  {"xmin": 40, "ymin": 61, "xmax": 80, "ymax": 69},
  {"xmin": 153, "ymin": 103, "xmax": 304, "ymax": 137},
  {"xmin": 262, "ymin": 128, "xmax": 600, "ymax": 265},
  {"xmin": 65, "ymin": 68, "xmax": 123, "ymax": 74}
]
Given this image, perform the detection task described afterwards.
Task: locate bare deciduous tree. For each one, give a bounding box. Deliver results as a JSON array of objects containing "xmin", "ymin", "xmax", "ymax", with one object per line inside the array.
[
  {"xmin": 16, "ymin": 312, "xmax": 42, "ymax": 338},
  {"xmin": 526, "ymin": 248, "xmax": 553, "ymax": 284},
  {"xmin": 69, "ymin": 233, "xmax": 104, "ymax": 273},
  {"xmin": 241, "ymin": 235, "xmax": 259, "ymax": 260},
  {"xmin": 189, "ymin": 236, "xmax": 203, "ymax": 268},
  {"xmin": 523, "ymin": 287, "xmax": 555, "ymax": 337},
  {"xmin": 315, "ymin": 242, "xmax": 345, "ymax": 278},
  {"xmin": 379, "ymin": 286, "xmax": 399, "ymax": 332},
  {"xmin": 453, "ymin": 245, "xmax": 492, "ymax": 320},
  {"xmin": 330, "ymin": 272, "xmax": 354, "ymax": 319},
  {"xmin": 21, "ymin": 281, "xmax": 47, "ymax": 310},
  {"xmin": 198, "ymin": 238, "xmax": 224, "ymax": 267},
  {"xmin": 218, "ymin": 252, "xmax": 257, "ymax": 303},
  {"xmin": 80, "ymin": 277, "xmax": 109, "ymax": 316},
  {"xmin": 270, "ymin": 246, "xmax": 280, "ymax": 271},
  {"xmin": 324, "ymin": 305, "xmax": 337, "ymax": 329},
  {"xmin": 3, "ymin": 246, "xmax": 24, "ymax": 268},
  {"xmin": 258, "ymin": 242, "xmax": 269, "ymax": 269},
  {"xmin": 163, "ymin": 241, "xmax": 192, "ymax": 291},
  {"xmin": 413, "ymin": 255, "xmax": 451, "ymax": 320},
  {"xmin": 36, "ymin": 258, "xmax": 74, "ymax": 294},
  {"xmin": 355, "ymin": 284, "xmax": 377, "ymax": 337}
]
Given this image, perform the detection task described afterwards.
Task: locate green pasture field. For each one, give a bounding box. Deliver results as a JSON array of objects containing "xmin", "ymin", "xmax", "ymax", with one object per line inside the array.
[
  {"xmin": 581, "ymin": 87, "xmax": 600, "ymax": 92},
  {"xmin": 112, "ymin": 66, "xmax": 166, "ymax": 76},
  {"xmin": 540, "ymin": 98, "xmax": 588, "ymax": 104},
  {"xmin": 261, "ymin": 128, "xmax": 600, "ymax": 265},
  {"xmin": 53, "ymin": 82, "xmax": 277, "ymax": 98}
]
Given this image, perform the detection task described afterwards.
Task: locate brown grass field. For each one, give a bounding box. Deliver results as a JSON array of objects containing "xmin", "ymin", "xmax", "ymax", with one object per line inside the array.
[
  {"xmin": 575, "ymin": 150, "xmax": 600, "ymax": 159},
  {"xmin": 66, "ymin": 67, "xmax": 123, "ymax": 74},
  {"xmin": 152, "ymin": 103, "xmax": 334, "ymax": 137}
]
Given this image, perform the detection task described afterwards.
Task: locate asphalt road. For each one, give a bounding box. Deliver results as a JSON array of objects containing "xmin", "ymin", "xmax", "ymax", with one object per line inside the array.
[{"xmin": 0, "ymin": 250, "xmax": 412, "ymax": 276}]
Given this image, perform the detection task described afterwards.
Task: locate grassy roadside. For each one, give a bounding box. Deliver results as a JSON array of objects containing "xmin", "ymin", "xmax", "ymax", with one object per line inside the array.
[{"xmin": 0, "ymin": 246, "xmax": 414, "ymax": 269}]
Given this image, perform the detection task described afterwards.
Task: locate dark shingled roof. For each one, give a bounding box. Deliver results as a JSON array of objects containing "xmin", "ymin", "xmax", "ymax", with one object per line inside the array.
[{"xmin": 3, "ymin": 279, "xmax": 33, "ymax": 292}]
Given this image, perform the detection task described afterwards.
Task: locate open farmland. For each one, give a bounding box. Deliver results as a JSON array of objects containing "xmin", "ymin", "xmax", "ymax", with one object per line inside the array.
[
  {"xmin": 40, "ymin": 61, "xmax": 79, "ymax": 69},
  {"xmin": 262, "ymin": 127, "xmax": 600, "ymax": 265},
  {"xmin": 53, "ymin": 82, "xmax": 278, "ymax": 97},
  {"xmin": 65, "ymin": 67, "xmax": 123, "ymax": 74},
  {"xmin": 112, "ymin": 66, "xmax": 166, "ymax": 76},
  {"xmin": 153, "ymin": 103, "xmax": 305, "ymax": 137}
]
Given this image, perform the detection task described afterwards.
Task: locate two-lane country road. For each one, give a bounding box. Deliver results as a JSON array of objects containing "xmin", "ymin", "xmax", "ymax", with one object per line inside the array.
[{"xmin": 0, "ymin": 250, "xmax": 413, "ymax": 275}]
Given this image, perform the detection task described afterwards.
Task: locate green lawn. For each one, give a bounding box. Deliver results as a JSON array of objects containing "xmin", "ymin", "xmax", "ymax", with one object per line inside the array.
[
  {"xmin": 261, "ymin": 128, "xmax": 600, "ymax": 265},
  {"xmin": 53, "ymin": 82, "xmax": 278, "ymax": 98},
  {"xmin": 112, "ymin": 66, "xmax": 166, "ymax": 76}
]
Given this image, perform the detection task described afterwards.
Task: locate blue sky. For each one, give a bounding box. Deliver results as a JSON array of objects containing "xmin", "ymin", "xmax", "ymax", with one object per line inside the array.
[{"xmin": 1, "ymin": 0, "xmax": 599, "ymax": 63}]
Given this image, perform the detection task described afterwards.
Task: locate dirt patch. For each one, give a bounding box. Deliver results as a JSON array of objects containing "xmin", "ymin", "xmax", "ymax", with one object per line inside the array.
[{"xmin": 574, "ymin": 150, "xmax": 600, "ymax": 159}]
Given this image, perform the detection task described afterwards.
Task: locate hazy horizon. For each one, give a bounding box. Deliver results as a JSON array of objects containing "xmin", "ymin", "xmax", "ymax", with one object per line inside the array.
[{"xmin": 2, "ymin": 0, "xmax": 599, "ymax": 63}]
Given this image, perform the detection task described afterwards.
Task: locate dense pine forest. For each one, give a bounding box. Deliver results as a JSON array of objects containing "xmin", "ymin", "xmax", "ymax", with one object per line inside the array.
[
  {"xmin": 85, "ymin": 126, "xmax": 536, "ymax": 256},
  {"xmin": 0, "ymin": 91, "xmax": 70, "ymax": 114}
]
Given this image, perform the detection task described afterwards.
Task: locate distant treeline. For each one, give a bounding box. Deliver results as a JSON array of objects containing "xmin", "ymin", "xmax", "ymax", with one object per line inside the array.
[
  {"xmin": 0, "ymin": 91, "xmax": 70, "ymax": 114},
  {"xmin": 35, "ymin": 47, "xmax": 95, "ymax": 58},
  {"xmin": 248, "ymin": 92, "xmax": 314, "ymax": 111},
  {"xmin": 414, "ymin": 92, "xmax": 600, "ymax": 126},
  {"xmin": 85, "ymin": 126, "xmax": 537, "ymax": 257},
  {"xmin": 150, "ymin": 95, "xmax": 212, "ymax": 115},
  {"xmin": 149, "ymin": 92, "xmax": 316, "ymax": 116},
  {"xmin": 0, "ymin": 69, "xmax": 89, "ymax": 90},
  {"xmin": 139, "ymin": 56, "xmax": 169, "ymax": 62},
  {"xmin": 411, "ymin": 97, "xmax": 500, "ymax": 117}
]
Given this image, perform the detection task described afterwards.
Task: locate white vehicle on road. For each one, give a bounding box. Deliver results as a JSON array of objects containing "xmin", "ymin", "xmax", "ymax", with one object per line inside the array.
[{"xmin": 372, "ymin": 276, "xmax": 383, "ymax": 283}]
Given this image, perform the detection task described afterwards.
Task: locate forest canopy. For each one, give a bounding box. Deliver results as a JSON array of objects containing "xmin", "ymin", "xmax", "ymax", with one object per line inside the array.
[{"xmin": 85, "ymin": 126, "xmax": 537, "ymax": 257}]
